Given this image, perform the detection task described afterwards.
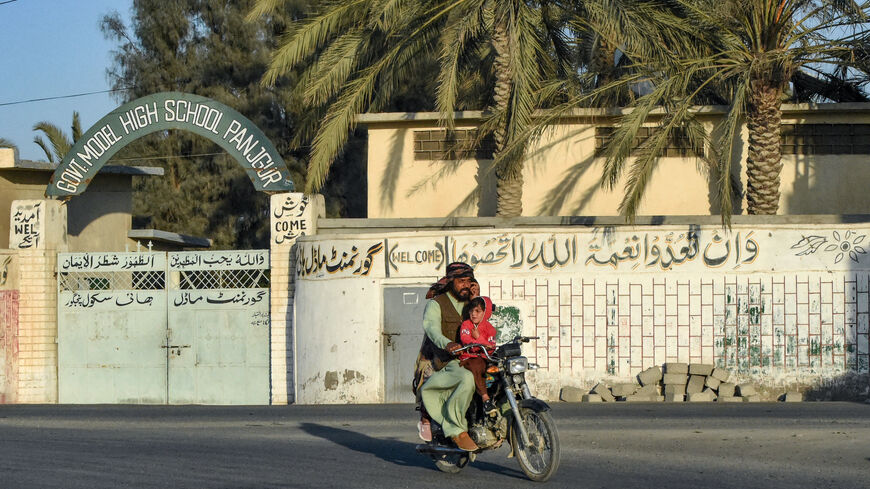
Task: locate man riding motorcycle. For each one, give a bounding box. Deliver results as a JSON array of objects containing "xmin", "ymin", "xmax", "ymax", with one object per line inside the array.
[{"xmin": 413, "ymin": 262, "xmax": 478, "ymax": 452}]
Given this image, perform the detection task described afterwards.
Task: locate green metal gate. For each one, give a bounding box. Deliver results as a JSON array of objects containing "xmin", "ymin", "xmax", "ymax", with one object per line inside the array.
[{"xmin": 57, "ymin": 250, "xmax": 270, "ymax": 404}]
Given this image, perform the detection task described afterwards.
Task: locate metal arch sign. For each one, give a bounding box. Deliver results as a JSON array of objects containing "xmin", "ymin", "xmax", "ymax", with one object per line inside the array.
[{"xmin": 46, "ymin": 92, "xmax": 294, "ymax": 197}]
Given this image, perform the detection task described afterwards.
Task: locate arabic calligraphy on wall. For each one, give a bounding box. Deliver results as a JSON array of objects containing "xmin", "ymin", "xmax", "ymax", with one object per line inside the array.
[
  {"xmin": 59, "ymin": 252, "xmax": 164, "ymax": 272},
  {"xmin": 445, "ymin": 229, "xmax": 759, "ymax": 273},
  {"xmin": 296, "ymin": 241, "xmax": 385, "ymax": 278},
  {"xmin": 585, "ymin": 230, "xmax": 759, "ymax": 270},
  {"xmin": 171, "ymin": 290, "xmax": 267, "ymax": 308},
  {"xmin": 61, "ymin": 291, "xmax": 158, "ymax": 309},
  {"xmin": 295, "ymin": 226, "xmax": 870, "ymax": 280},
  {"xmin": 272, "ymin": 194, "xmax": 311, "ymax": 245},
  {"xmin": 9, "ymin": 201, "xmax": 42, "ymax": 250},
  {"xmin": 169, "ymin": 251, "xmax": 268, "ymax": 270}
]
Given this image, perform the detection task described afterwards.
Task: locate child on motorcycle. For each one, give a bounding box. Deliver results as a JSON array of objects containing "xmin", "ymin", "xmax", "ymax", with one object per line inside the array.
[{"xmin": 458, "ymin": 296, "xmax": 498, "ymax": 416}]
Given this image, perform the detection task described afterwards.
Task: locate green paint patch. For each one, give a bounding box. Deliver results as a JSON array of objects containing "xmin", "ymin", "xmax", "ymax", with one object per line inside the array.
[
  {"xmin": 749, "ymin": 306, "xmax": 760, "ymax": 325},
  {"xmin": 491, "ymin": 305, "xmax": 523, "ymax": 344}
]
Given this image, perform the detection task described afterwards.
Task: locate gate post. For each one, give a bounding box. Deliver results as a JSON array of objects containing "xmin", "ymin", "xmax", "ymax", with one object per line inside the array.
[
  {"xmin": 10, "ymin": 200, "xmax": 67, "ymax": 403},
  {"xmin": 270, "ymin": 193, "xmax": 324, "ymax": 404}
]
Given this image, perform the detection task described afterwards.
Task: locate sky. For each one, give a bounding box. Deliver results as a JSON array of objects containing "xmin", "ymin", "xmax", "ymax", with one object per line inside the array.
[{"xmin": 0, "ymin": 0, "xmax": 132, "ymax": 161}]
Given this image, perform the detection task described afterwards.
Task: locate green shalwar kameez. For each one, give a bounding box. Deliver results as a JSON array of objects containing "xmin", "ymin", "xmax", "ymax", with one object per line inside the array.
[{"xmin": 419, "ymin": 293, "xmax": 475, "ymax": 438}]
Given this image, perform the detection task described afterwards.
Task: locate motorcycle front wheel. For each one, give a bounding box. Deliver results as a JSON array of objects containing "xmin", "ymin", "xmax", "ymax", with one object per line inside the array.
[{"xmin": 510, "ymin": 408, "xmax": 560, "ymax": 482}]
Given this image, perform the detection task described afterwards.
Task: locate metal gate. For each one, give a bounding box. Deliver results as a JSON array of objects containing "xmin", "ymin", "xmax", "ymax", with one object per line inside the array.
[
  {"xmin": 57, "ymin": 250, "xmax": 270, "ymax": 404},
  {"xmin": 382, "ymin": 286, "xmax": 428, "ymax": 403}
]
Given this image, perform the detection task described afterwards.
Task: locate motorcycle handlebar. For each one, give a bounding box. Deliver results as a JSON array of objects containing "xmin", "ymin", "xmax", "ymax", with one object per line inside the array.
[
  {"xmin": 451, "ymin": 343, "xmax": 495, "ymax": 360},
  {"xmin": 451, "ymin": 336, "xmax": 540, "ymax": 360}
]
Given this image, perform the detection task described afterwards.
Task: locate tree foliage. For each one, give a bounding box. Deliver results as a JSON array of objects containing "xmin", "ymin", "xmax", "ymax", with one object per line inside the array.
[
  {"xmin": 102, "ymin": 0, "xmax": 314, "ymax": 249},
  {"xmin": 576, "ymin": 0, "xmax": 870, "ymax": 222},
  {"xmin": 251, "ymin": 0, "xmax": 583, "ymax": 217}
]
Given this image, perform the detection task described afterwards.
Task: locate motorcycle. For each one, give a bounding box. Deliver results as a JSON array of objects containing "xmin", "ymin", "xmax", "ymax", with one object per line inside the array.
[{"xmin": 415, "ymin": 336, "xmax": 560, "ymax": 482}]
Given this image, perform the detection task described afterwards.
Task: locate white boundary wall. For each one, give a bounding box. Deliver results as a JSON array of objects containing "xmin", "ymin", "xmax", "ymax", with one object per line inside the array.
[{"xmin": 293, "ymin": 222, "xmax": 870, "ymax": 403}]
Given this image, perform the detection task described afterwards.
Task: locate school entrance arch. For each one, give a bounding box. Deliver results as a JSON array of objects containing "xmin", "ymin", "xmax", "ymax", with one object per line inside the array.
[
  {"xmin": 46, "ymin": 91, "xmax": 293, "ymax": 198},
  {"xmin": 48, "ymin": 93, "xmax": 293, "ymax": 404}
]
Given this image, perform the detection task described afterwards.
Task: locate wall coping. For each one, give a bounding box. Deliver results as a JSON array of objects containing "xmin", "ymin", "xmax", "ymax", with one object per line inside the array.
[
  {"xmin": 355, "ymin": 102, "xmax": 870, "ymax": 125},
  {"xmin": 0, "ymin": 158, "xmax": 164, "ymax": 176},
  {"xmin": 316, "ymin": 215, "xmax": 870, "ymax": 235}
]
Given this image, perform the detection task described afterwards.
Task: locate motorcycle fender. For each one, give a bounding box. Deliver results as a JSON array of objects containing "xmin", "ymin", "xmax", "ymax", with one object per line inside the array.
[
  {"xmin": 506, "ymin": 398, "xmax": 550, "ymax": 458},
  {"xmin": 519, "ymin": 398, "xmax": 551, "ymax": 412}
]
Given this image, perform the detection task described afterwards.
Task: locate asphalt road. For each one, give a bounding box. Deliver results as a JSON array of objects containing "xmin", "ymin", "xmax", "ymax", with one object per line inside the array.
[{"xmin": 0, "ymin": 402, "xmax": 868, "ymax": 488}]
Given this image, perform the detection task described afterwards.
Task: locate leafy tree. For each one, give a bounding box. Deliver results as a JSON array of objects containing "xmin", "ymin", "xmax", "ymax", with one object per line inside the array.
[
  {"xmin": 250, "ymin": 0, "xmax": 582, "ymax": 217},
  {"xmin": 579, "ymin": 0, "xmax": 870, "ymax": 222},
  {"xmin": 101, "ymin": 0, "xmax": 312, "ymax": 249}
]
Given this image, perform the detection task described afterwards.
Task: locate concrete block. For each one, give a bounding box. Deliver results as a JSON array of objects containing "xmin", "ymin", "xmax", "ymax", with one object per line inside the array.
[
  {"xmin": 636, "ymin": 384, "xmax": 658, "ymax": 396},
  {"xmin": 591, "ymin": 382, "xmax": 615, "ymax": 402},
  {"xmin": 687, "ymin": 390, "xmax": 715, "ymax": 402},
  {"xmin": 611, "ymin": 383, "xmax": 638, "ymax": 397},
  {"xmin": 716, "ymin": 396, "xmax": 742, "ymax": 402},
  {"xmin": 662, "ymin": 373, "xmax": 688, "ymax": 385},
  {"xmin": 710, "ymin": 368, "xmax": 731, "ymax": 382},
  {"xmin": 664, "ymin": 393, "xmax": 685, "ymax": 402},
  {"xmin": 664, "ymin": 384, "xmax": 686, "ymax": 396},
  {"xmin": 780, "ymin": 391, "xmax": 802, "ymax": 402},
  {"xmin": 637, "ymin": 366, "xmax": 663, "ymax": 386},
  {"xmin": 705, "ymin": 376, "xmax": 721, "ymax": 390},
  {"xmin": 582, "ymin": 394, "xmax": 603, "ymax": 403},
  {"xmin": 742, "ymin": 395, "xmax": 761, "ymax": 402},
  {"xmin": 664, "ymin": 362, "xmax": 689, "ymax": 374},
  {"xmin": 625, "ymin": 394, "xmax": 657, "ymax": 402},
  {"xmin": 656, "ymin": 395, "xmax": 665, "ymax": 402},
  {"xmin": 718, "ymin": 382, "xmax": 736, "ymax": 398},
  {"xmin": 686, "ymin": 375, "xmax": 706, "ymax": 394},
  {"xmin": 736, "ymin": 384, "xmax": 757, "ymax": 397},
  {"xmin": 689, "ymin": 363, "xmax": 714, "ymax": 376},
  {"xmin": 560, "ymin": 386, "xmax": 586, "ymax": 402}
]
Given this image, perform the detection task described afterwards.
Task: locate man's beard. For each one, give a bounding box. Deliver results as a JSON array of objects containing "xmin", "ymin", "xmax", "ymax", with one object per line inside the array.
[{"xmin": 451, "ymin": 283, "xmax": 471, "ymax": 301}]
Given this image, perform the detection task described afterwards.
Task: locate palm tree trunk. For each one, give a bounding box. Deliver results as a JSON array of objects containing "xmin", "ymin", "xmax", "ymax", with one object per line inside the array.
[
  {"xmin": 594, "ymin": 38, "xmax": 617, "ymax": 88},
  {"xmin": 745, "ymin": 79, "xmax": 783, "ymax": 214},
  {"xmin": 492, "ymin": 18, "xmax": 523, "ymax": 217}
]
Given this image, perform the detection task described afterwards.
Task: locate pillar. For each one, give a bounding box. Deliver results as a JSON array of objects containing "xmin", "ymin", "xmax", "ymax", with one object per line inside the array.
[{"xmin": 269, "ymin": 193, "xmax": 324, "ymax": 404}]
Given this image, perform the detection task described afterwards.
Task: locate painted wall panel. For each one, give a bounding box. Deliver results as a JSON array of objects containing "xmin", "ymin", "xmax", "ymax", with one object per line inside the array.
[{"xmin": 294, "ymin": 223, "xmax": 870, "ymax": 402}]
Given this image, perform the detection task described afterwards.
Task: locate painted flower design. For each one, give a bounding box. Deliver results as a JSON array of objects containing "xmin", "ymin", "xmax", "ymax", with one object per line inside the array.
[{"xmin": 823, "ymin": 230, "xmax": 866, "ymax": 263}]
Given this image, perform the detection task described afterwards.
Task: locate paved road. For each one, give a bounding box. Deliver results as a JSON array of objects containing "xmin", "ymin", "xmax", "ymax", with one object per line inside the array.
[{"xmin": 0, "ymin": 402, "xmax": 868, "ymax": 488}]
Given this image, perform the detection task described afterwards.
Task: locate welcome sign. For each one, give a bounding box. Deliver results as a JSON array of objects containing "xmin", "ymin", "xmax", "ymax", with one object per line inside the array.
[{"xmin": 46, "ymin": 92, "xmax": 294, "ymax": 197}]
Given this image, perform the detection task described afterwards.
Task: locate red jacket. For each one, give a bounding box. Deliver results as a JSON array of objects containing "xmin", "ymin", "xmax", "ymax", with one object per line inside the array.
[{"xmin": 458, "ymin": 296, "xmax": 496, "ymax": 361}]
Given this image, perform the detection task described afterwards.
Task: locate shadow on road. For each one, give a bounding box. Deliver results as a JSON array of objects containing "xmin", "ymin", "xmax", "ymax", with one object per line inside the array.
[
  {"xmin": 298, "ymin": 422, "xmax": 526, "ymax": 479},
  {"xmin": 299, "ymin": 422, "xmax": 432, "ymax": 470}
]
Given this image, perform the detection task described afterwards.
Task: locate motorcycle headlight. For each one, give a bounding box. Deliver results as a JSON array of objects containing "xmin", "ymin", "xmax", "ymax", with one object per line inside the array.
[{"xmin": 507, "ymin": 357, "xmax": 528, "ymax": 374}]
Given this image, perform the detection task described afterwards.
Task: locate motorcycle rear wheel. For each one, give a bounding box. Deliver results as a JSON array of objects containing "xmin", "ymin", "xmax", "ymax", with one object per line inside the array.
[
  {"xmin": 510, "ymin": 408, "xmax": 560, "ymax": 482},
  {"xmin": 433, "ymin": 453, "xmax": 470, "ymax": 473}
]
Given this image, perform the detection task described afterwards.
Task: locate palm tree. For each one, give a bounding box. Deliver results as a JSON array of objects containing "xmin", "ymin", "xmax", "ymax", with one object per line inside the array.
[
  {"xmin": 579, "ymin": 0, "xmax": 870, "ymax": 221},
  {"xmin": 33, "ymin": 112, "xmax": 83, "ymax": 164},
  {"xmin": 249, "ymin": 0, "xmax": 581, "ymax": 216},
  {"xmin": 0, "ymin": 138, "xmax": 17, "ymax": 151}
]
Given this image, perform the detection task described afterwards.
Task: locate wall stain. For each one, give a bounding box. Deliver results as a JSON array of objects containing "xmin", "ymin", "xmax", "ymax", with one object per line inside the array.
[
  {"xmin": 324, "ymin": 371, "xmax": 339, "ymax": 390},
  {"xmin": 324, "ymin": 369, "xmax": 367, "ymax": 391}
]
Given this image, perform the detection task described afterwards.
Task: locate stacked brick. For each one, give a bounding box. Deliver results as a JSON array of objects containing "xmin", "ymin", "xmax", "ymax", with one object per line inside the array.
[{"xmin": 577, "ymin": 363, "xmax": 764, "ymax": 402}]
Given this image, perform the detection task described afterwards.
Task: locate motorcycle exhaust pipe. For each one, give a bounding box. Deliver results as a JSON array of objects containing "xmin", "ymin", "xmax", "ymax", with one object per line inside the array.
[{"xmin": 415, "ymin": 444, "xmax": 467, "ymax": 456}]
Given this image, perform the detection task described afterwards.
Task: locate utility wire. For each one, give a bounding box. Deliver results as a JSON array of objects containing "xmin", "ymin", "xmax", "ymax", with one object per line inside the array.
[
  {"xmin": 0, "ymin": 1, "xmax": 19, "ymax": 6},
  {"xmin": 0, "ymin": 88, "xmax": 130, "ymax": 108}
]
